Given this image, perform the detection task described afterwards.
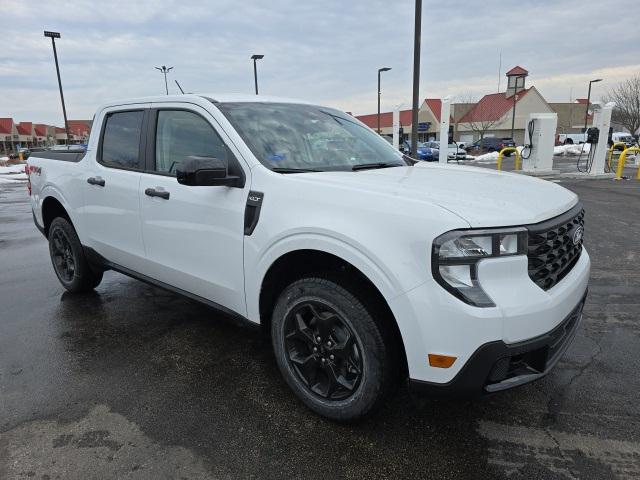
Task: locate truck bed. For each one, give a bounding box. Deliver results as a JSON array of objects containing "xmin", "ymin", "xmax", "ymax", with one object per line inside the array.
[{"xmin": 31, "ymin": 150, "xmax": 86, "ymax": 163}]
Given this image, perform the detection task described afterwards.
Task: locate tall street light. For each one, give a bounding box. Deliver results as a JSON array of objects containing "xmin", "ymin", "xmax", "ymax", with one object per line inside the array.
[
  {"xmin": 251, "ymin": 54, "xmax": 264, "ymax": 95},
  {"xmin": 377, "ymin": 67, "xmax": 392, "ymax": 134},
  {"xmin": 410, "ymin": 0, "xmax": 422, "ymax": 155},
  {"xmin": 155, "ymin": 66, "xmax": 173, "ymax": 95},
  {"xmin": 44, "ymin": 31, "xmax": 69, "ymax": 145},
  {"xmin": 584, "ymin": 78, "xmax": 603, "ymax": 132}
]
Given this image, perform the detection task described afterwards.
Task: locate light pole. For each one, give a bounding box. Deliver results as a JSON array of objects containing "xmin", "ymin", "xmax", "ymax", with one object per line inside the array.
[
  {"xmin": 155, "ymin": 66, "xmax": 173, "ymax": 95},
  {"xmin": 584, "ymin": 78, "xmax": 602, "ymax": 132},
  {"xmin": 377, "ymin": 67, "xmax": 392, "ymax": 134},
  {"xmin": 410, "ymin": 0, "xmax": 422, "ymax": 155},
  {"xmin": 44, "ymin": 31, "xmax": 70, "ymax": 145},
  {"xmin": 251, "ymin": 54, "xmax": 264, "ymax": 95}
]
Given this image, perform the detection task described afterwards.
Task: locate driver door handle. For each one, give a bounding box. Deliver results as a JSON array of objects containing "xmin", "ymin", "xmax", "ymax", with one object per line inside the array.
[
  {"xmin": 145, "ymin": 187, "xmax": 170, "ymax": 200},
  {"xmin": 87, "ymin": 176, "xmax": 105, "ymax": 187}
]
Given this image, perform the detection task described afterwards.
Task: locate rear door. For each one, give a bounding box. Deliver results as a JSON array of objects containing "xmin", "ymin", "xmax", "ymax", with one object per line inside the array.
[
  {"xmin": 137, "ymin": 103, "xmax": 250, "ymax": 316},
  {"xmin": 83, "ymin": 105, "xmax": 148, "ymax": 271}
]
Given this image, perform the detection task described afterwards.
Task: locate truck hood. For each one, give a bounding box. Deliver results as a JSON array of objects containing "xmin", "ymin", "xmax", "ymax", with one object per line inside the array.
[{"xmin": 289, "ymin": 164, "xmax": 577, "ymax": 227}]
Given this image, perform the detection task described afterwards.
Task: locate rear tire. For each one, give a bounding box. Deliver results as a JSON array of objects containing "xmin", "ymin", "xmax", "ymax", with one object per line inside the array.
[
  {"xmin": 48, "ymin": 217, "xmax": 103, "ymax": 292},
  {"xmin": 271, "ymin": 276, "xmax": 398, "ymax": 422}
]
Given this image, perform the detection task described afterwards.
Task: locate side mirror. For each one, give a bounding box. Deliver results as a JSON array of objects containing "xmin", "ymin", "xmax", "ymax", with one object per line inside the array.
[{"xmin": 176, "ymin": 156, "xmax": 242, "ymax": 187}]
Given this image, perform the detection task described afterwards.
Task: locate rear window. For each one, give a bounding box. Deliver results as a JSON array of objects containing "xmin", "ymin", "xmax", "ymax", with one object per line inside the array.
[{"xmin": 100, "ymin": 110, "xmax": 144, "ymax": 169}]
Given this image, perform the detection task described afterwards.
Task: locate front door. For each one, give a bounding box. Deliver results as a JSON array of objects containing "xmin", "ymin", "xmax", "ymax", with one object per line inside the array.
[
  {"xmin": 138, "ymin": 105, "xmax": 250, "ymax": 316},
  {"xmin": 83, "ymin": 106, "xmax": 148, "ymax": 271}
]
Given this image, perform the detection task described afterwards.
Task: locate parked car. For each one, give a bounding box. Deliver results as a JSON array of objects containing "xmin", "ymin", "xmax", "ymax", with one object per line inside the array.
[
  {"xmin": 396, "ymin": 140, "xmax": 437, "ymax": 158},
  {"xmin": 467, "ymin": 137, "xmax": 515, "ymax": 154},
  {"xmin": 415, "ymin": 142, "xmax": 439, "ymax": 161},
  {"xmin": 501, "ymin": 137, "xmax": 516, "ymax": 149},
  {"xmin": 424, "ymin": 141, "xmax": 466, "ymax": 161},
  {"xmin": 26, "ymin": 94, "xmax": 590, "ymax": 421},
  {"xmin": 557, "ymin": 133, "xmax": 587, "ymax": 145},
  {"xmin": 611, "ymin": 132, "xmax": 636, "ymax": 148}
]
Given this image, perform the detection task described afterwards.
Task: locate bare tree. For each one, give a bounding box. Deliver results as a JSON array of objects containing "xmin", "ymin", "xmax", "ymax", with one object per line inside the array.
[
  {"xmin": 602, "ymin": 73, "xmax": 640, "ymax": 135},
  {"xmin": 456, "ymin": 92, "xmax": 499, "ymax": 150}
]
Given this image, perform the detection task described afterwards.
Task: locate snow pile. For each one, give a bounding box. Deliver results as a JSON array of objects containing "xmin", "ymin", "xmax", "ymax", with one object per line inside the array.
[
  {"xmin": 554, "ymin": 143, "xmax": 591, "ymax": 156},
  {"xmin": 465, "ymin": 146, "xmax": 525, "ymax": 164},
  {"xmin": 472, "ymin": 151, "xmax": 499, "ymax": 163},
  {"xmin": 0, "ymin": 164, "xmax": 28, "ymax": 183}
]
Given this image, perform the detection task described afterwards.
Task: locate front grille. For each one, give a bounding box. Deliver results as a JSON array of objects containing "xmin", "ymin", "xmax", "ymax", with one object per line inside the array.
[{"xmin": 526, "ymin": 203, "xmax": 584, "ymax": 290}]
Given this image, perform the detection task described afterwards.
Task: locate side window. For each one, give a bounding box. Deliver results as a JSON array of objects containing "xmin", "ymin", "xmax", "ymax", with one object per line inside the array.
[
  {"xmin": 155, "ymin": 110, "xmax": 228, "ymax": 175},
  {"xmin": 101, "ymin": 110, "xmax": 144, "ymax": 169}
]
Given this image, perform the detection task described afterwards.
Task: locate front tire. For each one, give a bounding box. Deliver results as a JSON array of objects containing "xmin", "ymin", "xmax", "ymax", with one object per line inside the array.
[
  {"xmin": 271, "ymin": 277, "xmax": 398, "ymax": 421},
  {"xmin": 48, "ymin": 217, "xmax": 103, "ymax": 292}
]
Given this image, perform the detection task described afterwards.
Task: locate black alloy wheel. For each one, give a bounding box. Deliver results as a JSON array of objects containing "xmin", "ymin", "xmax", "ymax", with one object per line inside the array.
[
  {"xmin": 51, "ymin": 227, "xmax": 75, "ymax": 283},
  {"xmin": 283, "ymin": 301, "xmax": 363, "ymax": 401},
  {"xmin": 47, "ymin": 217, "xmax": 103, "ymax": 292}
]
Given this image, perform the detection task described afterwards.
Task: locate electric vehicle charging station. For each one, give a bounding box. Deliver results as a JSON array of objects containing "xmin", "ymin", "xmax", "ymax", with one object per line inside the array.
[
  {"xmin": 589, "ymin": 102, "xmax": 615, "ymax": 176},
  {"xmin": 439, "ymin": 96, "xmax": 451, "ymax": 164},
  {"xmin": 522, "ymin": 112, "xmax": 558, "ymax": 175}
]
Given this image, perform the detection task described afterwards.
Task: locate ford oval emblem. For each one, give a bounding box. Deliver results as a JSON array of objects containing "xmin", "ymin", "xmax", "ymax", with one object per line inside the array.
[{"xmin": 573, "ymin": 226, "xmax": 584, "ymax": 245}]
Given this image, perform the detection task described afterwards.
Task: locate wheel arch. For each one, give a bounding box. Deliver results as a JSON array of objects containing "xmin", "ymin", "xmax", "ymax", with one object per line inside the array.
[
  {"xmin": 41, "ymin": 195, "xmax": 72, "ymax": 238},
  {"xmin": 258, "ymin": 248, "xmax": 408, "ymax": 377}
]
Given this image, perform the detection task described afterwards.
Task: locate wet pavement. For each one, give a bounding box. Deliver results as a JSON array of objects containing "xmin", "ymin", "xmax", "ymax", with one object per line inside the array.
[{"xmin": 1, "ymin": 177, "xmax": 639, "ymax": 479}]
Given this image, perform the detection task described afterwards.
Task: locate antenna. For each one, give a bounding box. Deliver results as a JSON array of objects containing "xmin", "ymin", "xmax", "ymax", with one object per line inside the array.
[
  {"xmin": 497, "ymin": 51, "xmax": 502, "ymax": 92},
  {"xmin": 175, "ymin": 79, "xmax": 185, "ymax": 94}
]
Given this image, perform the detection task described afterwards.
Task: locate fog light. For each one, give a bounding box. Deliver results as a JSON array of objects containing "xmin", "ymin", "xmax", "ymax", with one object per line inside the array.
[{"xmin": 428, "ymin": 354, "xmax": 457, "ymax": 368}]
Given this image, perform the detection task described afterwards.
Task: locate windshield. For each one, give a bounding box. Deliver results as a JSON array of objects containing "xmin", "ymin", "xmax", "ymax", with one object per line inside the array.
[{"xmin": 215, "ymin": 102, "xmax": 407, "ymax": 171}]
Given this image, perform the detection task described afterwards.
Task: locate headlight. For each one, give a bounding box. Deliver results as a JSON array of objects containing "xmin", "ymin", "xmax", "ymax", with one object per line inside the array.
[{"xmin": 432, "ymin": 228, "xmax": 527, "ymax": 307}]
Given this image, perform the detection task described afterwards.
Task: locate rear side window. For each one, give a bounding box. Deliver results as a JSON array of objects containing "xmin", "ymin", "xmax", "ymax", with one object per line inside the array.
[
  {"xmin": 154, "ymin": 110, "xmax": 228, "ymax": 175},
  {"xmin": 100, "ymin": 110, "xmax": 144, "ymax": 169}
]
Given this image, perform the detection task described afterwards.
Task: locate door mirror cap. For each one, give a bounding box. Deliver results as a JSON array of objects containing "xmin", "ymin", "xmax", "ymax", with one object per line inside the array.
[{"xmin": 176, "ymin": 156, "xmax": 242, "ymax": 187}]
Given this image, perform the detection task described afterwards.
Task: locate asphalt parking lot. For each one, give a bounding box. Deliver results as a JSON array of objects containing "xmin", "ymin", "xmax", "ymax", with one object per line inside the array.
[{"xmin": 0, "ymin": 172, "xmax": 639, "ymax": 479}]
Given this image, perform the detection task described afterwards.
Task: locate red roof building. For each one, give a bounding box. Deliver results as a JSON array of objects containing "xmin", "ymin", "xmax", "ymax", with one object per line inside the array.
[
  {"xmin": 456, "ymin": 67, "xmax": 557, "ymax": 144},
  {"xmin": 0, "ymin": 118, "xmax": 15, "ymax": 135},
  {"xmin": 16, "ymin": 122, "xmax": 33, "ymax": 136},
  {"xmin": 355, "ymin": 98, "xmax": 453, "ymax": 142},
  {"xmin": 459, "ymin": 89, "xmax": 532, "ymax": 124},
  {"xmin": 355, "ymin": 109, "xmax": 414, "ymax": 130},
  {"xmin": 34, "ymin": 124, "xmax": 48, "ymax": 137},
  {"xmin": 505, "ymin": 66, "xmax": 529, "ymax": 76},
  {"xmin": 67, "ymin": 120, "xmax": 92, "ymax": 138}
]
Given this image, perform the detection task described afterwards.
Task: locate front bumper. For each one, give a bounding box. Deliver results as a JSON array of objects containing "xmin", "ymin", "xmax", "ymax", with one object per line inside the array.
[{"xmin": 409, "ymin": 292, "xmax": 586, "ymax": 397}]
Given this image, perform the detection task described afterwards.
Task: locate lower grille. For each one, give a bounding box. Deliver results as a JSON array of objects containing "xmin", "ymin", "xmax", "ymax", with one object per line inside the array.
[
  {"xmin": 487, "ymin": 295, "xmax": 585, "ymax": 385},
  {"xmin": 527, "ymin": 203, "xmax": 584, "ymax": 290}
]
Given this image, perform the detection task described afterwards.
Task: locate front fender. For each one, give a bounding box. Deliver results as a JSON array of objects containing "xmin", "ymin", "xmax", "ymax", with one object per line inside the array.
[{"xmin": 245, "ymin": 230, "xmax": 404, "ymax": 325}]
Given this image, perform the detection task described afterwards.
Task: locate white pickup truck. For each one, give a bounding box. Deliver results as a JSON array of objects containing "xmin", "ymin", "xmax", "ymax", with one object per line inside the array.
[{"xmin": 27, "ymin": 94, "xmax": 590, "ymax": 421}]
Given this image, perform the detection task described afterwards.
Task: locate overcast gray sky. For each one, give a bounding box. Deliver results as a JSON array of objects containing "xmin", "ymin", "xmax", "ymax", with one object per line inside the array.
[{"xmin": 2, "ymin": 0, "xmax": 639, "ymax": 125}]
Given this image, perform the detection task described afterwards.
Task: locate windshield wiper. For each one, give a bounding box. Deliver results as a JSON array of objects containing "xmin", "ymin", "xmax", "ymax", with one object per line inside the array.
[
  {"xmin": 271, "ymin": 167, "xmax": 321, "ymax": 173},
  {"xmin": 351, "ymin": 162, "xmax": 402, "ymax": 171}
]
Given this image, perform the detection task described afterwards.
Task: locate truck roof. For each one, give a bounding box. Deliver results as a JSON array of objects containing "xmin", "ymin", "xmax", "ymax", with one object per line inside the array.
[{"xmin": 96, "ymin": 93, "xmax": 318, "ymax": 111}]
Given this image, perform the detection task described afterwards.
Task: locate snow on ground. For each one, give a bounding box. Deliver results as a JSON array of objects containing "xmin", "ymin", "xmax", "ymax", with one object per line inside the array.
[
  {"xmin": 0, "ymin": 163, "xmax": 27, "ymax": 183},
  {"xmin": 554, "ymin": 143, "xmax": 591, "ymax": 155},
  {"xmin": 471, "ymin": 151, "xmax": 499, "ymax": 163},
  {"xmin": 466, "ymin": 146, "xmax": 524, "ymax": 164}
]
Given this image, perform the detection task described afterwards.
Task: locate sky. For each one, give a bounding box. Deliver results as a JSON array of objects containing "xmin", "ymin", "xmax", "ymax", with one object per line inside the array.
[{"xmin": 1, "ymin": 0, "xmax": 639, "ymax": 125}]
